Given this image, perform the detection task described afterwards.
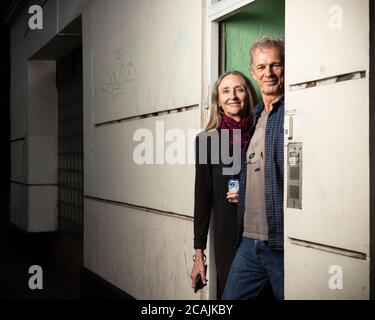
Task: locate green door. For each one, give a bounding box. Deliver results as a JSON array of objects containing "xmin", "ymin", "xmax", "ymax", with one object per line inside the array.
[{"xmin": 225, "ymin": 0, "xmax": 285, "ymax": 100}]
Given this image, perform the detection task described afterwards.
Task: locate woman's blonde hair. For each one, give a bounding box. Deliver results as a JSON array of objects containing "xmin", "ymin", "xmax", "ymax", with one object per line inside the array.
[{"xmin": 205, "ymin": 71, "xmax": 256, "ymax": 131}]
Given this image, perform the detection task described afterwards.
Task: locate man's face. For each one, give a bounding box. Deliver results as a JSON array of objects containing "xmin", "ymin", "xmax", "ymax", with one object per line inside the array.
[{"xmin": 250, "ymin": 47, "xmax": 284, "ymax": 97}]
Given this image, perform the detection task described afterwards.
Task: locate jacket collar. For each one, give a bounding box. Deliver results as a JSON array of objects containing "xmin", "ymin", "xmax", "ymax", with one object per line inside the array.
[{"xmin": 254, "ymin": 94, "xmax": 284, "ymax": 118}]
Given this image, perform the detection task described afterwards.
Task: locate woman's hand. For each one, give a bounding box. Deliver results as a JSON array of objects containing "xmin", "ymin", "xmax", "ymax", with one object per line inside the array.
[
  {"xmin": 190, "ymin": 249, "xmax": 207, "ymax": 289},
  {"xmin": 227, "ymin": 190, "xmax": 239, "ymax": 203}
]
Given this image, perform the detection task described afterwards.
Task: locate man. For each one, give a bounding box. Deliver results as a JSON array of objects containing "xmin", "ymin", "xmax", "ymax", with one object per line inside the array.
[{"xmin": 223, "ymin": 36, "xmax": 285, "ymax": 300}]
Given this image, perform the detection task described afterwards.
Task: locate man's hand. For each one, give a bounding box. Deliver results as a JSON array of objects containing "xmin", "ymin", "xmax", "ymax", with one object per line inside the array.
[{"xmin": 190, "ymin": 250, "xmax": 207, "ymax": 289}]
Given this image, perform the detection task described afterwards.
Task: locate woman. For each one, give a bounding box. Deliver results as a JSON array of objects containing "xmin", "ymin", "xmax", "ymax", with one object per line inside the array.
[{"xmin": 190, "ymin": 71, "xmax": 256, "ymax": 299}]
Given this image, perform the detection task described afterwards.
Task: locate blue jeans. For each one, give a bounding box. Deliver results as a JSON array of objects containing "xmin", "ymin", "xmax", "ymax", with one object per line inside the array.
[{"xmin": 222, "ymin": 237, "xmax": 284, "ymax": 300}]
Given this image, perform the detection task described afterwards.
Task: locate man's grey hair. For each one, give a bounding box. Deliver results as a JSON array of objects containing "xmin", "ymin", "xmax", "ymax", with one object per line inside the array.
[{"xmin": 250, "ymin": 36, "xmax": 285, "ymax": 65}]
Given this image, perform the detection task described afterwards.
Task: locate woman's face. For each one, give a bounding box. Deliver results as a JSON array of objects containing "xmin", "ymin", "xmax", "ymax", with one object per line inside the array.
[{"xmin": 217, "ymin": 74, "xmax": 247, "ymax": 122}]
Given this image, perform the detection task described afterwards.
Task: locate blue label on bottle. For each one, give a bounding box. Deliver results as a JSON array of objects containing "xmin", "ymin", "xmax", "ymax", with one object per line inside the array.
[{"xmin": 228, "ymin": 179, "xmax": 239, "ymax": 192}]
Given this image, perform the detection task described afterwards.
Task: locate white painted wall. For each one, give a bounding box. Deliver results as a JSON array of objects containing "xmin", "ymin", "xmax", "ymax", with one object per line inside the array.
[
  {"xmin": 285, "ymin": 0, "xmax": 368, "ymax": 84},
  {"xmin": 10, "ymin": 0, "xmax": 208, "ymax": 299},
  {"xmin": 10, "ymin": 1, "xmax": 86, "ymax": 232},
  {"xmin": 28, "ymin": 186, "xmax": 58, "ymax": 232},
  {"xmin": 286, "ymin": 80, "xmax": 369, "ymax": 253},
  {"xmin": 285, "ymin": 242, "xmax": 369, "ymax": 299},
  {"xmin": 90, "ymin": 0, "xmax": 202, "ymax": 124},
  {"xmin": 11, "ymin": 142, "xmax": 26, "ymax": 183},
  {"xmin": 82, "ymin": 0, "xmax": 205, "ymax": 298},
  {"xmin": 12, "ymin": 0, "xmax": 371, "ymax": 300},
  {"xmin": 284, "ymin": 0, "xmax": 370, "ymax": 299},
  {"xmin": 84, "ymin": 110, "xmax": 199, "ymax": 215},
  {"xmin": 10, "ymin": 183, "xmax": 28, "ymax": 230},
  {"xmin": 27, "ymin": 61, "xmax": 58, "ymax": 185},
  {"xmin": 26, "ymin": 61, "xmax": 58, "ymax": 232},
  {"xmin": 84, "ymin": 199, "xmax": 199, "ymax": 300}
]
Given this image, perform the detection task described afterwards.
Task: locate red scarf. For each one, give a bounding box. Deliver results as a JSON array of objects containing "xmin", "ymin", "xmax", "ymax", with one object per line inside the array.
[{"xmin": 219, "ymin": 114, "xmax": 253, "ymax": 154}]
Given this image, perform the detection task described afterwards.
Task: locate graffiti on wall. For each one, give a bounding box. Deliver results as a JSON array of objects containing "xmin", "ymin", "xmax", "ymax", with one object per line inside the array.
[{"xmin": 101, "ymin": 47, "xmax": 137, "ymax": 104}]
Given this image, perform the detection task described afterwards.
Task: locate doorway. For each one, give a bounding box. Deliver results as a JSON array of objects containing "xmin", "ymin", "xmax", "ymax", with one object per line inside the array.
[
  {"xmin": 221, "ymin": 0, "xmax": 284, "ymax": 100},
  {"xmin": 207, "ymin": 0, "xmax": 285, "ymax": 300},
  {"xmin": 56, "ymin": 46, "xmax": 84, "ymax": 246}
]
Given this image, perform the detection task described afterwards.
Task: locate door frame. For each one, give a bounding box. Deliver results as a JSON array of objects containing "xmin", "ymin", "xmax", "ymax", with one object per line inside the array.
[{"xmin": 208, "ymin": 0, "xmax": 255, "ymax": 86}]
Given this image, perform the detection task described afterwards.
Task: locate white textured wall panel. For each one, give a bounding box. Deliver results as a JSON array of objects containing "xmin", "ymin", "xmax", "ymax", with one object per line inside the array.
[
  {"xmin": 84, "ymin": 198, "xmax": 200, "ymax": 300},
  {"xmin": 10, "ymin": 183, "xmax": 28, "ymax": 230},
  {"xmin": 83, "ymin": 3, "xmax": 200, "ymax": 216},
  {"xmin": 85, "ymin": 109, "xmax": 199, "ymax": 216},
  {"xmin": 28, "ymin": 187, "xmax": 58, "ymax": 232},
  {"xmin": 11, "ymin": 141, "xmax": 26, "ymax": 183},
  {"xmin": 28, "ymin": 135, "xmax": 57, "ymax": 184},
  {"xmin": 285, "ymin": 241, "xmax": 369, "ymax": 299},
  {"xmin": 27, "ymin": 61, "xmax": 58, "ymax": 136},
  {"xmin": 285, "ymin": 0, "xmax": 369, "ymax": 84},
  {"xmin": 80, "ymin": 1, "xmax": 205, "ymax": 298},
  {"xmin": 91, "ymin": 0, "xmax": 202, "ymax": 123},
  {"xmin": 27, "ymin": 61, "xmax": 58, "ymax": 184},
  {"xmin": 285, "ymin": 0, "xmax": 370, "ymax": 300},
  {"xmin": 285, "ymin": 79, "xmax": 369, "ymax": 255}
]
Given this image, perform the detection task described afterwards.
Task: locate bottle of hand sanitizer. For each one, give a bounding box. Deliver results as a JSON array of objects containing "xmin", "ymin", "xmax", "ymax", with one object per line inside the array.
[{"xmin": 228, "ymin": 175, "xmax": 239, "ymax": 192}]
